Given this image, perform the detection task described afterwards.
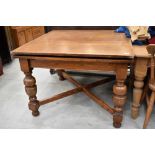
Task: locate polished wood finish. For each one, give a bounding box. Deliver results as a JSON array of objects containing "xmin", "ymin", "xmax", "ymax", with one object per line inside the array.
[
  {"xmin": 13, "ymin": 30, "xmax": 133, "ymax": 128},
  {"xmin": 13, "ymin": 30, "xmax": 133, "ymax": 58},
  {"xmin": 113, "ymin": 65, "xmax": 128, "ymax": 128},
  {"xmin": 20, "ymin": 59, "xmax": 40, "ymax": 116},
  {"xmin": 133, "ymin": 46, "xmax": 151, "ymax": 58},
  {"xmin": 11, "ymin": 26, "xmax": 45, "ymax": 48}
]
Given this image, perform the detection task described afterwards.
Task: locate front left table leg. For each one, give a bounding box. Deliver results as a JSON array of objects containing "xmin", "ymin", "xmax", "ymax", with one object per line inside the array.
[
  {"xmin": 19, "ymin": 59, "xmax": 40, "ymax": 116},
  {"xmin": 113, "ymin": 65, "xmax": 128, "ymax": 128},
  {"xmin": 23, "ymin": 69, "xmax": 40, "ymax": 116}
]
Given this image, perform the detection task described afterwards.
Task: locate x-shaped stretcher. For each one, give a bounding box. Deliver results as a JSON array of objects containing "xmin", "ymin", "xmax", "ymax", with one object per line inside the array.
[{"xmin": 39, "ymin": 70, "xmax": 115, "ymax": 114}]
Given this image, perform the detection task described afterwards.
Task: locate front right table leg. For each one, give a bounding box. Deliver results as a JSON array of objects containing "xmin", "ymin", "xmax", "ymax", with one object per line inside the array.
[{"xmin": 131, "ymin": 58, "xmax": 148, "ymax": 119}]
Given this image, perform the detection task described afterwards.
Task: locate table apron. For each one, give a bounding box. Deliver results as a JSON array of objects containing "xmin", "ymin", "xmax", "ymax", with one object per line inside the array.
[{"xmin": 21, "ymin": 57, "xmax": 131, "ymax": 72}]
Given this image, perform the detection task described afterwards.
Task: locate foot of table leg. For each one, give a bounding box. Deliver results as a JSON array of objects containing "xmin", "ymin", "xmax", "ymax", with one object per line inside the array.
[
  {"xmin": 57, "ymin": 69, "xmax": 66, "ymax": 81},
  {"xmin": 113, "ymin": 66, "xmax": 127, "ymax": 128},
  {"xmin": 32, "ymin": 110, "xmax": 40, "ymax": 116},
  {"xmin": 24, "ymin": 70, "xmax": 40, "ymax": 116}
]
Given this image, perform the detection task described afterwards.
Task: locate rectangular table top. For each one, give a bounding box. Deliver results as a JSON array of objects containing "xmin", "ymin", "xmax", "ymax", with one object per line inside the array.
[{"xmin": 13, "ymin": 30, "xmax": 134, "ymax": 59}]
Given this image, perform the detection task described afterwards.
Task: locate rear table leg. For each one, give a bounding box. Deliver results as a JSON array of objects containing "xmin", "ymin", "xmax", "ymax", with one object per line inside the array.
[
  {"xmin": 50, "ymin": 69, "xmax": 56, "ymax": 74},
  {"xmin": 57, "ymin": 69, "xmax": 66, "ymax": 81}
]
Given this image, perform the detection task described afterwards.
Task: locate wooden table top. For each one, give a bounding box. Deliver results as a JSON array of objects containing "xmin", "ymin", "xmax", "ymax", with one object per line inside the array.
[
  {"xmin": 13, "ymin": 30, "xmax": 134, "ymax": 59},
  {"xmin": 132, "ymin": 46, "xmax": 150, "ymax": 58}
]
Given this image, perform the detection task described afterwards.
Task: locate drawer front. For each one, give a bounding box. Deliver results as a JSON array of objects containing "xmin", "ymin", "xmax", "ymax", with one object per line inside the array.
[
  {"xmin": 18, "ymin": 31, "xmax": 26, "ymax": 46},
  {"xmin": 25, "ymin": 28, "xmax": 33, "ymax": 42},
  {"xmin": 32, "ymin": 27, "xmax": 44, "ymax": 39}
]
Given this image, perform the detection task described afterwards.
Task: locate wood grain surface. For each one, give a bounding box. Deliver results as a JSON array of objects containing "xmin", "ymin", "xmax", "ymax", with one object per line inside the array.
[{"xmin": 13, "ymin": 30, "xmax": 134, "ymax": 59}]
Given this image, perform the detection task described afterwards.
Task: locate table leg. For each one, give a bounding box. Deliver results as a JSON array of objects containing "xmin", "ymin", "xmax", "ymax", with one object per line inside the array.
[
  {"xmin": 19, "ymin": 59, "xmax": 40, "ymax": 116},
  {"xmin": 57, "ymin": 69, "xmax": 66, "ymax": 81},
  {"xmin": 23, "ymin": 69, "xmax": 40, "ymax": 116},
  {"xmin": 113, "ymin": 65, "xmax": 128, "ymax": 128},
  {"xmin": 50, "ymin": 69, "xmax": 56, "ymax": 74},
  {"xmin": 131, "ymin": 58, "xmax": 148, "ymax": 119}
]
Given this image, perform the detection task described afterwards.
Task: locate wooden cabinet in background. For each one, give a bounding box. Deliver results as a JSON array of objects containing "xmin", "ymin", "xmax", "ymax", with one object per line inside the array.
[{"xmin": 11, "ymin": 26, "xmax": 45, "ymax": 48}]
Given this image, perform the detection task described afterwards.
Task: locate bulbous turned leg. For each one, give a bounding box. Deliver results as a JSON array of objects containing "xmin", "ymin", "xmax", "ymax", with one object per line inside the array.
[
  {"xmin": 113, "ymin": 66, "xmax": 128, "ymax": 128},
  {"xmin": 24, "ymin": 70, "xmax": 40, "ymax": 116},
  {"xmin": 113, "ymin": 81, "xmax": 127, "ymax": 128},
  {"xmin": 57, "ymin": 69, "xmax": 65, "ymax": 81}
]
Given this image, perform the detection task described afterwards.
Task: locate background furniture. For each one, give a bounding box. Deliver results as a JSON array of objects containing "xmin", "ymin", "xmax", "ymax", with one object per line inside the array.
[
  {"xmin": 11, "ymin": 26, "xmax": 45, "ymax": 48},
  {"xmin": 45, "ymin": 26, "xmax": 118, "ymax": 32},
  {"xmin": 0, "ymin": 26, "xmax": 11, "ymax": 65}
]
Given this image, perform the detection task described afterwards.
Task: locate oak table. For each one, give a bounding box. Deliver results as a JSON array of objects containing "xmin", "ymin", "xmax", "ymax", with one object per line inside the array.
[
  {"xmin": 13, "ymin": 30, "xmax": 133, "ymax": 128},
  {"xmin": 131, "ymin": 46, "xmax": 150, "ymax": 119}
]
